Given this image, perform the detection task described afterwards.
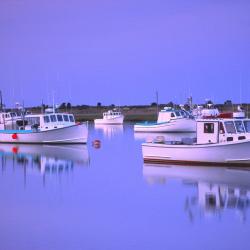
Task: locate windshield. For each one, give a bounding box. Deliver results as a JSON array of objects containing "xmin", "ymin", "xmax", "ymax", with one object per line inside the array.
[
  {"xmin": 44, "ymin": 116, "xmax": 50, "ymax": 123},
  {"xmin": 69, "ymin": 115, "xmax": 75, "ymax": 122},
  {"xmin": 50, "ymin": 115, "xmax": 57, "ymax": 122},
  {"xmin": 234, "ymin": 121, "xmax": 245, "ymax": 133},
  {"xmin": 224, "ymin": 121, "xmax": 236, "ymax": 134},
  {"xmin": 243, "ymin": 120, "xmax": 250, "ymax": 132},
  {"xmin": 63, "ymin": 115, "xmax": 69, "ymax": 122}
]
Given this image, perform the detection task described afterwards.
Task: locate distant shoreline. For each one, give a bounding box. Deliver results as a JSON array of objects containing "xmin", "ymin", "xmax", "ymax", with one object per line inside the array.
[{"xmin": 20, "ymin": 103, "xmax": 250, "ymax": 122}]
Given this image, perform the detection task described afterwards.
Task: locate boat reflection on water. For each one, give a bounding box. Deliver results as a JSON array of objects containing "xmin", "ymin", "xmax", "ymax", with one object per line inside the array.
[
  {"xmin": 94, "ymin": 124, "xmax": 123, "ymax": 139},
  {"xmin": 143, "ymin": 164, "xmax": 250, "ymax": 221},
  {"xmin": 0, "ymin": 144, "xmax": 90, "ymax": 176},
  {"xmin": 134, "ymin": 132, "xmax": 196, "ymax": 142}
]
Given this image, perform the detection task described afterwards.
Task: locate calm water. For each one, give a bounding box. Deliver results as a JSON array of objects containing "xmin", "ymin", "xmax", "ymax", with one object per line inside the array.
[{"xmin": 0, "ymin": 124, "xmax": 250, "ymax": 250}]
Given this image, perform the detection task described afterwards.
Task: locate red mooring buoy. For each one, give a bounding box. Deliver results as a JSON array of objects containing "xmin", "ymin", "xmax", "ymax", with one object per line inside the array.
[{"xmin": 92, "ymin": 139, "xmax": 101, "ymax": 149}]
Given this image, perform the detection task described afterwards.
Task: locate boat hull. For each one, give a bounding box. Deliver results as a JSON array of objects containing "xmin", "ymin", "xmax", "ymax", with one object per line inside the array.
[
  {"xmin": 134, "ymin": 118, "xmax": 196, "ymax": 132},
  {"xmin": 142, "ymin": 140, "xmax": 250, "ymax": 165},
  {"xmin": 0, "ymin": 123, "xmax": 88, "ymax": 144}
]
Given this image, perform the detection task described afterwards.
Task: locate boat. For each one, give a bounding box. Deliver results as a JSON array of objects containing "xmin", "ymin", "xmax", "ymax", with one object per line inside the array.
[
  {"xmin": 94, "ymin": 109, "xmax": 124, "ymax": 125},
  {"xmin": 142, "ymin": 117, "xmax": 250, "ymax": 165},
  {"xmin": 0, "ymin": 109, "xmax": 88, "ymax": 144},
  {"xmin": 134, "ymin": 107, "xmax": 196, "ymax": 132},
  {"xmin": 192, "ymin": 104, "xmax": 220, "ymax": 119},
  {"xmin": 192, "ymin": 103, "xmax": 246, "ymax": 119}
]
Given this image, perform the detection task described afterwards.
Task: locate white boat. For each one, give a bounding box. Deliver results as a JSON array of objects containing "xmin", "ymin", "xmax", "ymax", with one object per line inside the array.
[
  {"xmin": 134, "ymin": 107, "xmax": 196, "ymax": 132},
  {"xmin": 192, "ymin": 104, "xmax": 246, "ymax": 119},
  {"xmin": 0, "ymin": 110, "xmax": 88, "ymax": 144},
  {"xmin": 94, "ymin": 110, "xmax": 124, "ymax": 125},
  {"xmin": 142, "ymin": 117, "xmax": 250, "ymax": 165}
]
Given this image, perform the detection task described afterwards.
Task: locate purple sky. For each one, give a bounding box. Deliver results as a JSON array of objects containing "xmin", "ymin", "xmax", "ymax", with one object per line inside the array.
[{"xmin": 1, "ymin": 0, "xmax": 250, "ymax": 107}]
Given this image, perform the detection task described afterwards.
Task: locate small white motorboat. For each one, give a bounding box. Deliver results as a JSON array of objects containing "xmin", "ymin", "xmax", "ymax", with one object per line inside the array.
[
  {"xmin": 0, "ymin": 110, "xmax": 88, "ymax": 144},
  {"xmin": 142, "ymin": 117, "xmax": 250, "ymax": 165},
  {"xmin": 134, "ymin": 107, "xmax": 196, "ymax": 132},
  {"xmin": 94, "ymin": 109, "xmax": 124, "ymax": 125}
]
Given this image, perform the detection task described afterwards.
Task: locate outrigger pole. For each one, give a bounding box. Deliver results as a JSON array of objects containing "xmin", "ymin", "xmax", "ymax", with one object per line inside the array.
[
  {"xmin": 0, "ymin": 90, "xmax": 6, "ymax": 129},
  {"xmin": 0, "ymin": 90, "xmax": 3, "ymax": 111}
]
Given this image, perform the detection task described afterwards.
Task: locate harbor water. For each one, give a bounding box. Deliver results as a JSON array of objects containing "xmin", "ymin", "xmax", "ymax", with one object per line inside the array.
[{"xmin": 0, "ymin": 124, "xmax": 250, "ymax": 250}]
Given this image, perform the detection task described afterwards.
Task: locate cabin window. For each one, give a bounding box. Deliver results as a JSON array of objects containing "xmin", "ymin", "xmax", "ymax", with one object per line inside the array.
[
  {"xmin": 243, "ymin": 121, "xmax": 250, "ymax": 132},
  {"xmin": 204, "ymin": 123, "xmax": 214, "ymax": 133},
  {"xmin": 57, "ymin": 115, "xmax": 63, "ymax": 122},
  {"xmin": 171, "ymin": 113, "xmax": 175, "ymax": 118},
  {"xmin": 180, "ymin": 111, "xmax": 187, "ymax": 118},
  {"xmin": 50, "ymin": 115, "xmax": 57, "ymax": 122},
  {"xmin": 44, "ymin": 116, "xmax": 50, "ymax": 123},
  {"xmin": 219, "ymin": 122, "xmax": 225, "ymax": 134},
  {"xmin": 175, "ymin": 112, "xmax": 181, "ymax": 117},
  {"xmin": 27, "ymin": 117, "xmax": 40, "ymax": 126},
  {"xmin": 63, "ymin": 115, "xmax": 69, "ymax": 122},
  {"xmin": 224, "ymin": 121, "xmax": 236, "ymax": 134},
  {"xmin": 69, "ymin": 115, "xmax": 75, "ymax": 122},
  {"xmin": 238, "ymin": 136, "xmax": 246, "ymax": 140},
  {"xmin": 234, "ymin": 121, "xmax": 245, "ymax": 133}
]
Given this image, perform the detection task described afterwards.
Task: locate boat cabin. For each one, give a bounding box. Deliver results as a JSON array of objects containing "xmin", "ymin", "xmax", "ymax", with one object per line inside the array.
[
  {"xmin": 197, "ymin": 118, "xmax": 250, "ymax": 144},
  {"xmin": 25, "ymin": 113, "xmax": 76, "ymax": 131},
  {"xmin": 157, "ymin": 107, "xmax": 190, "ymax": 123},
  {"xmin": 0, "ymin": 112, "xmax": 19, "ymax": 124},
  {"xmin": 0, "ymin": 112, "xmax": 22, "ymax": 130},
  {"xmin": 103, "ymin": 110, "xmax": 122, "ymax": 119}
]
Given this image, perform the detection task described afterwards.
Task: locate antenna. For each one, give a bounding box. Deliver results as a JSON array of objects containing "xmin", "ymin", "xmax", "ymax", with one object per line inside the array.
[
  {"xmin": 0, "ymin": 90, "xmax": 3, "ymax": 111},
  {"xmin": 52, "ymin": 91, "xmax": 55, "ymax": 113},
  {"xmin": 156, "ymin": 90, "xmax": 159, "ymax": 114},
  {"xmin": 41, "ymin": 99, "xmax": 44, "ymax": 114},
  {"xmin": 240, "ymin": 77, "xmax": 242, "ymax": 106}
]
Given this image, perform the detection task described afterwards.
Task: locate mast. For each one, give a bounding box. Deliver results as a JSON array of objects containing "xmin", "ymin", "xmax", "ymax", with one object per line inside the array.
[
  {"xmin": 0, "ymin": 90, "xmax": 6, "ymax": 129},
  {"xmin": 0, "ymin": 90, "xmax": 3, "ymax": 111},
  {"xmin": 156, "ymin": 90, "xmax": 159, "ymax": 115}
]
